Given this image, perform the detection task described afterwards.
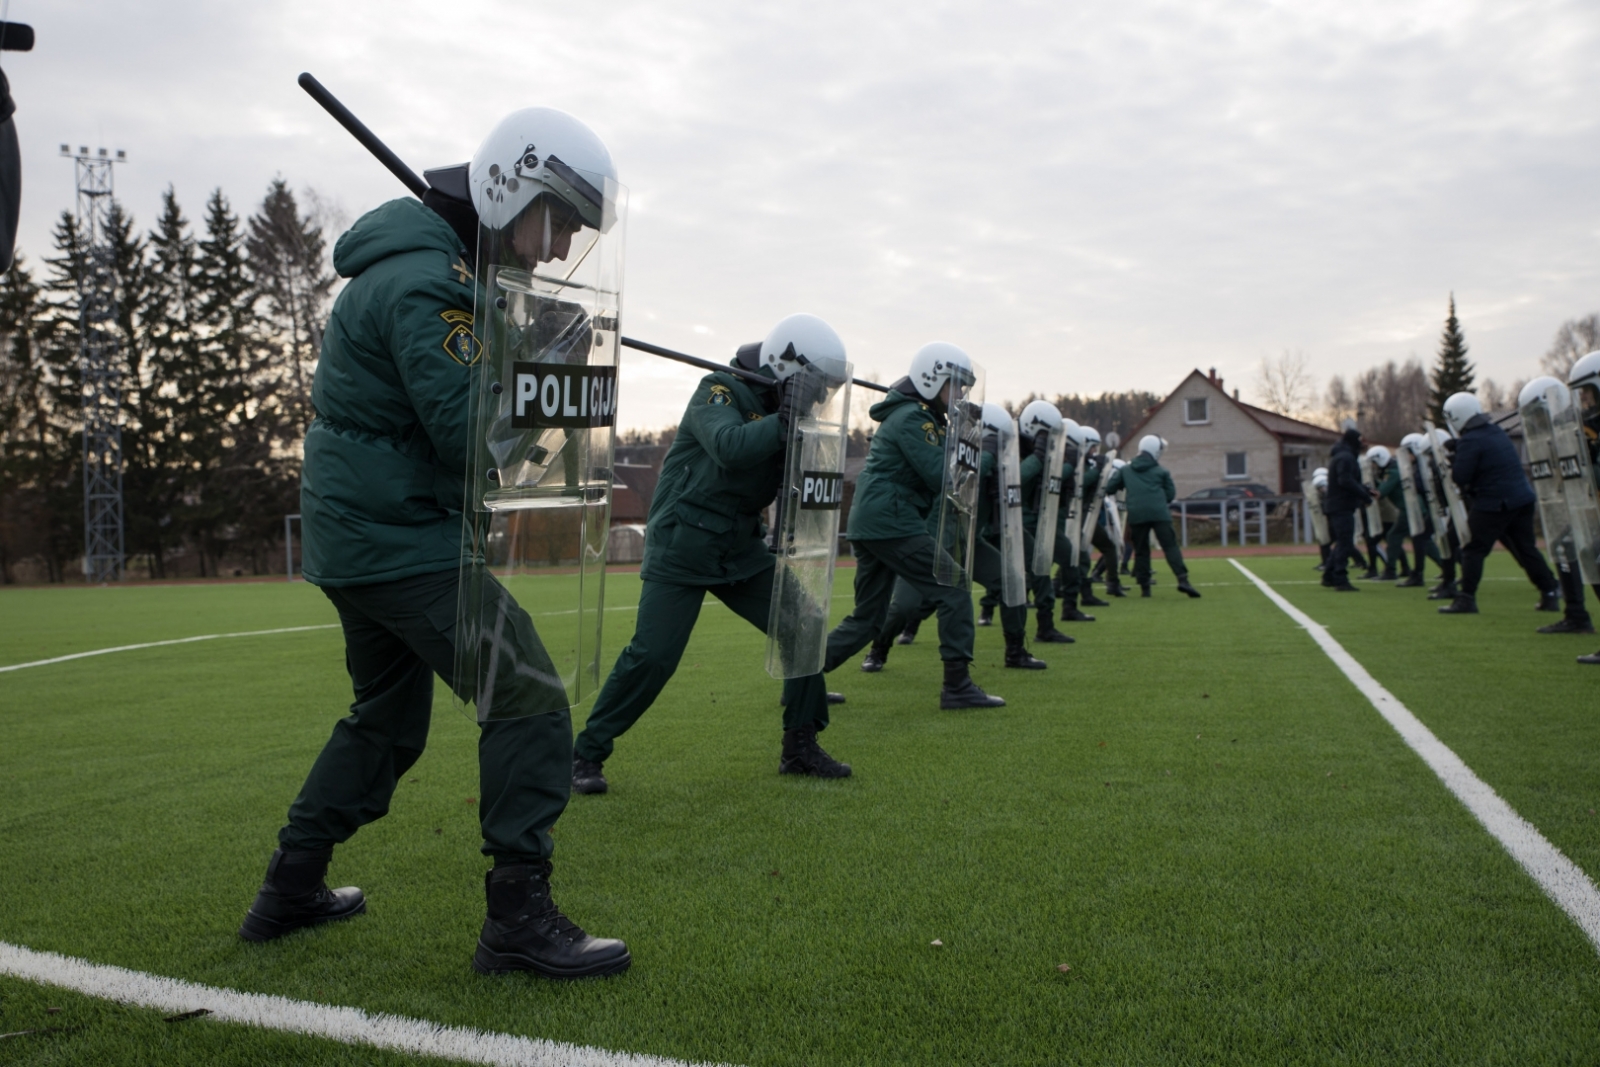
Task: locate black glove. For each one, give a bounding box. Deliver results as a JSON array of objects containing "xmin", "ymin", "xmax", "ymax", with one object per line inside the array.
[
  {"xmin": 776, "ymin": 377, "xmax": 800, "ymax": 434},
  {"xmin": 1032, "ymin": 430, "xmax": 1050, "ymax": 460},
  {"xmin": 1443, "ymin": 437, "xmax": 1459, "ymax": 455}
]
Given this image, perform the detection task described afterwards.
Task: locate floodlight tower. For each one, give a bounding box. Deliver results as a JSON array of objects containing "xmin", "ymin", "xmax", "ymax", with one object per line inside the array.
[{"xmin": 60, "ymin": 143, "xmax": 127, "ymax": 582}]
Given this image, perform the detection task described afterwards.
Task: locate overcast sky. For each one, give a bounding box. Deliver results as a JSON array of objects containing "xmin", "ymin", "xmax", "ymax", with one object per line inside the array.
[{"xmin": 7, "ymin": 0, "xmax": 1598, "ymax": 430}]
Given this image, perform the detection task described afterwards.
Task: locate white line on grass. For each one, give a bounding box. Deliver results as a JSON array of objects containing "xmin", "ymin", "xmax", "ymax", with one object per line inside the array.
[
  {"xmin": 1229, "ymin": 558, "xmax": 1600, "ymax": 952},
  {"xmin": 0, "ymin": 625, "xmax": 342, "ymax": 674},
  {"xmin": 0, "ymin": 941, "xmax": 730, "ymax": 1067}
]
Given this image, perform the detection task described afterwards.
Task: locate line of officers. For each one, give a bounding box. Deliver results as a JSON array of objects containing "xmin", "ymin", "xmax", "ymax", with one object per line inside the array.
[{"xmin": 1305, "ymin": 361, "xmax": 1600, "ymax": 666}]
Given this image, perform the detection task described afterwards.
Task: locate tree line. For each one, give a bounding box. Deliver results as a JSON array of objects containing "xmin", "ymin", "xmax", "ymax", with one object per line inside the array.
[{"xmin": 0, "ymin": 180, "xmax": 335, "ymax": 583}]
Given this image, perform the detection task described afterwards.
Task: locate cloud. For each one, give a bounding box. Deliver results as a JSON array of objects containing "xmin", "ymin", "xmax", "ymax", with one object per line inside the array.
[{"xmin": 7, "ymin": 0, "xmax": 1597, "ymax": 429}]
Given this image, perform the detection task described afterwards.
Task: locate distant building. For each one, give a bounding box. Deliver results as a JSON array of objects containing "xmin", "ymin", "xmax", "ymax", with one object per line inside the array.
[{"xmin": 1127, "ymin": 368, "xmax": 1339, "ymax": 496}]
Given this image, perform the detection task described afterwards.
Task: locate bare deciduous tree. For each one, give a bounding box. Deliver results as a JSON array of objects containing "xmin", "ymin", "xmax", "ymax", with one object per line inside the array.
[
  {"xmin": 1323, "ymin": 375, "xmax": 1356, "ymax": 430},
  {"xmin": 1254, "ymin": 349, "xmax": 1318, "ymax": 420},
  {"xmin": 1541, "ymin": 313, "xmax": 1600, "ymax": 380},
  {"xmin": 1352, "ymin": 358, "xmax": 1429, "ymax": 444}
]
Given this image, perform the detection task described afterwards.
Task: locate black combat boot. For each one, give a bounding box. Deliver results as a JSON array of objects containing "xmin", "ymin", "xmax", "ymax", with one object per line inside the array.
[
  {"xmin": 1080, "ymin": 584, "xmax": 1110, "ymax": 608},
  {"xmin": 1360, "ymin": 566, "xmax": 1381, "ymax": 580},
  {"xmin": 1378, "ymin": 568, "xmax": 1397, "ymax": 581},
  {"xmin": 1035, "ymin": 607, "xmax": 1075, "ymax": 643},
  {"xmin": 826, "ymin": 692, "xmax": 846, "ymax": 704},
  {"xmin": 1438, "ymin": 594, "xmax": 1478, "ymax": 614},
  {"xmin": 1176, "ymin": 577, "xmax": 1202, "ymax": 598},
  {"xmin": 1538, "ymin": 617, "xmax": 1595, "ymax": 634},
  {"xmin": 940, "ymin": 660, "xmax": 1006, "ymax": 708},
  {"xmin": 1427, "ymin": 580, "xmax": 1458, "ymax": 600},
  {"xmin": 1140, "ymin": 584, "xmax": 1152, "ymax": 597},
  {"xmin": 1003, "ymin": 632, "xmax": 1047, "ymax": 670},
  {"xmin": 896, "ymin": 627, "xmax": 918, "ymax": 646},
  {"xmin": 473, "ymin": 862, "xmax": 631, "ymax": 978},
  {"xmin": 860, "ymin": 640, "xmax": 890, "ymax": 672},
  {"xmin": 1579, "ymin": 649, "xmax": 1600, "ymax": 665},
  {"xmin": 977, "ymin": 605, "xmax": 994, "ymax": 627},
  {"xmin": 1106, "ymin": 578, "xmax": 1127, "ymax": 597},
  {"xmin": 572, "ymin": 756, "xmax": 608, "ymax": 795},
  {"xmin": 779, "ymin": 723, "xmax": 852, "ymax": 778},
  {"xmin": 239, "ymin": 848, "xmax": 365, "ymax": 942},
  {"xmin": 1396, "ymin": 572, "xmax": 1424, "ymax": 588},
  {"xmin": 1537, "ymin": 590, "xmax": 1562, "ymax": 613}
]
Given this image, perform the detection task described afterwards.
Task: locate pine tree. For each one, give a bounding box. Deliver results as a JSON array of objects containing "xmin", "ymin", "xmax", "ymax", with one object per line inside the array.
[
  {"xmin": 247, "ymin": 179, "xmax": 334, "ymax": 436},
  {"xmin": 1429, "ymin": 294, "xmax": 1476, "ymax": 424},
  {"xmin": 0, "ymin": 256, "xmax": 59, "ymax": 581}
]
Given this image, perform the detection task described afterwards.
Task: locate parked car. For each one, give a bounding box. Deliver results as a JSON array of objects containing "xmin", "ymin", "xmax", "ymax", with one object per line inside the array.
[{"xmin": 1175, "ymin": 484, "xmax": 1279, "ymax": 517}]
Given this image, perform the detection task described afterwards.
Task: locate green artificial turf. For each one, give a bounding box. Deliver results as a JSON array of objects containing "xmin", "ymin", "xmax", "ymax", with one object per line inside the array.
[{"xmin": 1, "ymin": 556, "xmax": 1598, "ymax": 1066}]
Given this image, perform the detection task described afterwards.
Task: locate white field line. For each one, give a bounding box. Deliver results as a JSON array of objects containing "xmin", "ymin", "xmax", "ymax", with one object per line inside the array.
[
  {"xmin": 0, "ymin": 605, "xmax": 653, "ymax": 675},
  {"xmin": 0, "ymin": 942, "xmax": 729, "ymax": 1067},
  {"xmin": 0, "ymin": 625, "xmax": 343, "ymax": 674},
  {"xmin": 1229, "ymin": 558, "xmax": 1600, "ymax": 952}
]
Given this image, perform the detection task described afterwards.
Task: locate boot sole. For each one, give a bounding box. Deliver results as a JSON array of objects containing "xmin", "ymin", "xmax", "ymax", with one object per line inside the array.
[
  {"xmin": 1004, "ymin": 660, "xmax": 1048, "ymax": 670},
  {"xmin": 472, "ymin": 943, "xmax": 632, "ymax": 979},
  {"xmin": 572, "ymin": 781, "xmax": 608, "ymax": 795},
  {"xmin": 941, "ymin": 696, "xmax": 1007, "ymax": 709},
  {"xmin": 238, "ymin": 898, "xmax": 366, "ymax": 943}
]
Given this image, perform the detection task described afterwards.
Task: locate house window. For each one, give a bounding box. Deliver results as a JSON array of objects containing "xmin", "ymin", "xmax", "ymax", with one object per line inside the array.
[
  {"xmin": 1225, "ymin": 452, "xmax": 1248, "ymax": 479},
  {"xmin": 1185, "ymin": 397, "xmax": 1209, "ymax": 424}
]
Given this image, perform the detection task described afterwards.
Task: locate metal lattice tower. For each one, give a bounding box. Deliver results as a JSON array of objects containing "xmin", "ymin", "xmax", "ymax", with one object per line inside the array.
[{"xmin": 61, "ymin": 144, "xmax": 126, "ymax": 582}]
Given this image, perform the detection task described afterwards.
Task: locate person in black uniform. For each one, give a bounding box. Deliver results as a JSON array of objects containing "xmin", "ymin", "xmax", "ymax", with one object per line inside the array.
[{"xmin": 1321, "ymin": 422, "xmax": 1374, "ymax": 592}]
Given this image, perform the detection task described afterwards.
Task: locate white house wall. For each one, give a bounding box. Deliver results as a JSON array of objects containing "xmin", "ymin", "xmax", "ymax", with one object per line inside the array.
[{"xmin": 1139, "ymin": 376, "xmax": 1281, "ymax": 497}]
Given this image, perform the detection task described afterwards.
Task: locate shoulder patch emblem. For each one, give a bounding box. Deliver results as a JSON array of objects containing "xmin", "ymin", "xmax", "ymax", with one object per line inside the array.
[
  {"xmin": 748, "ymin": 411, "xmax": 763, "ymax": 421},
  {"xmin": 922, "ymin": 420, "xmax": 943, "ymax": 446},
  {"xmin": 440, "ymin": 309, "xmax": 481, "ymax": 365},
  {"xmin": 708, "ymin": 384, "xmax": 734, "ymax": 406},
  {"xmin": 450, "ymin": 258, "xmax": 473, "ymax": 285}
]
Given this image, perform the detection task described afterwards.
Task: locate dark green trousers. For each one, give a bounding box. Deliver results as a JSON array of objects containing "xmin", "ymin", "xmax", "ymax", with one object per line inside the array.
[
  {"xmin": 282, "ymin": 568, "xmax": 570, "ymax": 865},
  {"xmin": 1081, "ymin": 524, "xmax": 1118, "ymax": 594},
  {"xmin": 1129, "ymin": 519, "xmax": 1188, "ymax": 586},
  {"xmin": 877, "ymin": 577, "xmax": 939, "ymax": 644},
  {"xmin": 1041, "ymin": 531, "xmax": 1076, "ymax": 613},
  {"xmin": 825, "ymin": 535, "xmax": 975, "ymax": 667},
  {"xmin": 973, "ymin": 534, "xmax": 1029, "ymax": 638},
  {"xmin": 573, "ymin": 564, "xmax": 828, "ymax": 764}
]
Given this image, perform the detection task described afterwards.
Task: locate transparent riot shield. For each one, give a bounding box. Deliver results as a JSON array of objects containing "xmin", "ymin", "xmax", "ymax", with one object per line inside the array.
[
  {"xmin": 1357, "ymin": 455, "xmax": 1382, "ymax": 539},
  {"xmin": 1416, "ymin": 452, "xmax": 1453, "ymax": 559},
  {"xmin": 934, "ymin": 364, "xmax": 987, "ymax": 587},
  {"xmin": 1062, "ymin": 444, "xmax": 1088, "ymax": 561},
  {"xmin": 1102, "ymin": 456, "xmax": 1126, "ymax": 547},
  {"xmin": 995, "ymin": 414, "xmax": 1028, "ymax": 607},
  {"xmin": 766, "ymin": 358, "xmax": 853, "ymax": 679},
  {"xmin": 1029, "ymin": 425, "xmax": 1068, "ymax": 577},
  {"xmin": 1081, "ymin": 461, "xmax": 1110, "ymax": 550},
  {"xmin": 1424, "ymin": 422, "xmax": 1471, "ymax": 535},
  {"xmin": 456, "ymin": 172, "xmax": 628, "ymax": 722},
  {"xmin": 1395, "ymin": 449, "xmax": 1425, "ymax": 538},
  {"xmin": 1521, "ymin": 388, "xmax": 1577, "ymax": 576},
  {"xmin": 1551, "ymin": 392, "xmax": 1600, "ymax": 585},
  {"xmin": 1306, "ymin": 483, "xmax": 1330, "ymax": 546}
]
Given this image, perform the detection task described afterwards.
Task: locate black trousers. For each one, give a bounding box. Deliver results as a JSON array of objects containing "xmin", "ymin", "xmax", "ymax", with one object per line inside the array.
[
  {"xmin": 1461, "ymin": 502, "xmax": 1557, "ymax": 597},
  {"xmin": 281, "ymin": 568, "xmax": 571, "ymax": 865},
  {"xmin": 1324, "ymin": 513, "xmax": 1357, "ymax": 587}
]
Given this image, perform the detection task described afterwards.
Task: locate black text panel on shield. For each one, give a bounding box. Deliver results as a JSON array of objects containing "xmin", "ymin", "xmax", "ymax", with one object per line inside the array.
[
  {"xmin": 510, "ymin": 363, "xmax": 618, "ymax": 430},
  {"xmin": 800, "ymin": 471, "xmax": 844, "ymax": 510}
]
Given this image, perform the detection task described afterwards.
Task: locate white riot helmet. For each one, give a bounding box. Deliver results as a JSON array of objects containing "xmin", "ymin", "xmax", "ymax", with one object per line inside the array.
[
  {"xmin": 980, "ymin": 401, "xmax": 1015, "ymax": 436},
  {"xmin": 757, "ymin": 313, "xmax": 846, "ymax": 383},
  {"xmin": 1365, "ymin": 445, "xmax": 1392, "ymax": 467},
  {"xmin": 1018, "ymin": 399, "xmax": 1063, "ymax": 438},
  {"xmin": 1081, "ymin": 427, "xmax": 1102, "ymax": 453},
  {"xmin": 1111, "ymin": 457, "xmax": 1128, "ymax": 471},
  {"xmin": 907, "ymin": 342, "xmax": 976, "ymax": 403},
  {"xmin": 1312, "ymin": 472, "xmax": 1328, "ymax": 489},
  {"xmin": 1400, "ymin": 433, "xmax": 1427, "ymax": 455},
  {"xmin": 1312, "ymin": 466, "xmax": 1328, "ymax": 479},
  {"xmin": 470, "ymin": 107, "xmax": 620, "ymax": 234},
  {"xmin": 1066, "ymin": 421, "xmax": 1090, "ymax": 449},
  {"xmin": 1138, "ymin": 434, "xmax": 1164, "ymax": 458},
  {"xmin": 1441, "ymin": 391, "xmax": 1482, "ymax": 434},
  {"xmin": 1519, "ymin": 375, "xmax": 1571, "ymax": 412},
  {"xmin": 1569, "ymin": 350, "xmax": 1600, "ymax": 397},
  {"xmin": 1431, "ymin": 426, "xmax": 1454, "ymax": 448}
]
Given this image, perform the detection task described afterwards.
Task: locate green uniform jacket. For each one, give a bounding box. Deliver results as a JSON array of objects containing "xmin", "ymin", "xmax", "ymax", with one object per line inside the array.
[
  {"xmin": 1017, "ymin": 452, "xmax": 1044, "ymax": 535},
  {"xmin": 1377, "ymin": 465, "xmax": 1404, "ymax": 508},
  {"xmin": 301, "ymin": 198, "xmax": 478, "ymax": 587},
  {"xmin": 640, "ymin": 365, "xmax": 785, "ymax": 585},
  {"xmin": 846, "ymin": 390, "xmax": 948, "ymax": 541},
  {"xmin": 1103, "ymin": 453, "xmax": 1176, "ymax": 525},
  {"xmin": 1055, "ymin": 447, "xmax": 1081, "ymax": 536}
]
